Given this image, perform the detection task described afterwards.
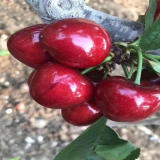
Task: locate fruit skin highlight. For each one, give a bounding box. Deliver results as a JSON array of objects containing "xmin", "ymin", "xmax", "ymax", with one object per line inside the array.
[
  {"xmin": 29, "ymin": 62, "xmax": 94, "ymax": 109},
  {"xmin": 7, "ymin": 24, "xmax": 51, "ymax": 68},
  {"xmin": 96, "ymin": 76, "xmax": 160, "ymax": 122},
  {"xmin": 62, "ymin": 102, "xmax": 102, "ymax": 126},
  {"xmin": 40, "ymin": 18, "xmax": 111, "ymax": 69}
]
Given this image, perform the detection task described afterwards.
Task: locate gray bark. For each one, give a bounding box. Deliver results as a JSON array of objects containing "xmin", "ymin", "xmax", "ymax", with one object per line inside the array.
[{"xmin": 25, "ymin": 0, "xmax": 144, "ymax": 42}]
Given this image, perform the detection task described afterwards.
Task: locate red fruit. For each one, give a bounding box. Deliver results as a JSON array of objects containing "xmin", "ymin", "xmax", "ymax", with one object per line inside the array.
[
  {"xmin": 7, "ymin": 24, "xmax": 51, "ymax": 68},
  {"xmin": 29, "ymin": 62, "xmax": 94, "ymax": 109},
  {"xmin": 96, "ymin": 76, "xmax": 160, "ymax": 122},
  {"xmin": 62, "ymin": 102, "xmax": 102, "ymax": 126},
  {"xmin": 40, "ymin": 18, "xmax": 111, "ymax": 69},
  {"xmin": 155, "ymin": 0, "xmax": 160, "ymax": 20}
]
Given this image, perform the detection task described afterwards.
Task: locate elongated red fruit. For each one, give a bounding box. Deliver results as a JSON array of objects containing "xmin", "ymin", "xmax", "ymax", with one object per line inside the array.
[
  {"xmin": 29, "ymin": 62, "xmax": 94, "ymax": 109},
  {"xmin": 62, "ymin": 102, "xmax": 102, "ymax": 126},
  {"xmin": 40, "ymin": 18, "xmax": 111, "ymax": 69},
  {"xmin": 96, "ymin": 76, "xmax": 160, "ymax": 122},
  {"xmin": 7, "ymin": 24, "xmax": 51, "ymax": 68}
]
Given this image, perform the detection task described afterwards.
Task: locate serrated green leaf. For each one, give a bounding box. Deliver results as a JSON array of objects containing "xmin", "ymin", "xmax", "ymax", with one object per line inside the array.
[
  {"xmin": 145, "ymin": 0, "xmax": 157, "ymax": 30},
  {"xmin": 54, "ymin": 117, "xmax": 140, "ymax": 160},
  {"xmin": 0, "ymin": 50, "xmax": 10, "ymax": 56},
  {"xmin": 139, "ymin": 15, "xmax": 160, "ymax": 52},
  {"xmin": 148, "ymin": 60, "xmax": 160, "ymax": 73}
]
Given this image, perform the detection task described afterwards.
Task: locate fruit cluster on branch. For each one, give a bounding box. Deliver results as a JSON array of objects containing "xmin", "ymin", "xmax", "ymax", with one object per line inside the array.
[
  {"xmin": 6, "ymin": 1, "xmax": 160, "ymax": 159},
  {"xmin": 7, "ymin": 5, "xmax": 160, "ymax": 125}
]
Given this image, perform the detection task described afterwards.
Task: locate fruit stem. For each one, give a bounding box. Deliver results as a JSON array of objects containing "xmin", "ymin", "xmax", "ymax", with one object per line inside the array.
[
  {"xmin": 102, "ymin": 55, "xmax": 113, "ymax": 64},
  {"xmin": 81, "ymin": 56, "xmax": 113, "ymax": 75},
  {"xmin": 81, "ymin": 66, "xmax": 97, "ymax": 75},
  {"xmin": 131, "ymin": 39, "xmax": 140, "ymax": 46},
  {"xmin": 129, "ymin": 45, "xmax": 143, "ymax": 85},
  {"xmin": 122, "ymin": 64, "xmax": 129, "ymax": 78},
  {"xmin": 103, "ymin": 71, "xmax": 109, "ymax": 80},
  {"xmin": 128, "ymin": 62, "xmax": 135, "ymax": 79},
  {"xmin": 114, "ymin": 42, "xmax": 128, "ymax": 47}
]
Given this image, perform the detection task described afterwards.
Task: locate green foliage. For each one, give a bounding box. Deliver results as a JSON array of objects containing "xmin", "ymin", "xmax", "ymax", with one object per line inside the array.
[
  {"xmin": 147, "ymin": 60, "xmax": 160, "ymax": 74},
  {"xmin": 54, "ymin": 117, "xmax": 140, "ymax": 160},
  {"xmin": 0, "ymin": 50, "xmax": 10, "ymax": 56},
  {"xmin": 138, "ymin": 0, "xmax": 160, "ymax": 52},
  {"xmin": 145, "ymin": 0, "xmax": 157, "ymax": 30},
  {"xmin": 9, "ymin": 158, "xmax": 20, "ymax": 160},
  {"xmin": 139, "ymin": 16, "xmax": 160, "ymax": 52}
]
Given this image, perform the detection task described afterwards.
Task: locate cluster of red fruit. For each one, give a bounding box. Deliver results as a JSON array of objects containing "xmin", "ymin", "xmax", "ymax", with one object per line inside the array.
[{"xmin": 7, "ymin": 18, "xmax": 160, "ymax": 126}]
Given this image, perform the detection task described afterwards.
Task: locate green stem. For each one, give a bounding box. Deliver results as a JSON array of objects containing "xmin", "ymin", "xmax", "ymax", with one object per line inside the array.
[
  {"xmin": 81, "ymin": 66, "xmax": 97, "ymax": 75},
  {"xmin": 103, "ymin": 71, "xmax": 109, "ymax": 80},
  {"xmin": 128, "ymin": 45, "xmax": 143, "ymax": 85},
  {"xmin": 128, "ymin": 62, "xmax": 135, "ymax": 79},
  {"xmin": 101, "ymin": 56, "xmax": 113, "ymax": 64},
  {"xmin": 114, "ymin": 42, "xmax": 128, "ymax": 47},
  {"xmin": 122, "ymin": 64, "xmax": 129, "ymax": 78},
  {"xmin": 131, "ymin": 39, "xmax": 140, "ymax": 46},
  {"xmin": 81, "ymin": 56, "xmax": 113, "ymax": 75}
]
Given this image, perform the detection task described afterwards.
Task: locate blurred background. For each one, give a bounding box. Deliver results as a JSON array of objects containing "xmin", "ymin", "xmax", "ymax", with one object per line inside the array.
[{"xmin": 0, "ymin": 0, "xmax": 160, "ymax": 160}]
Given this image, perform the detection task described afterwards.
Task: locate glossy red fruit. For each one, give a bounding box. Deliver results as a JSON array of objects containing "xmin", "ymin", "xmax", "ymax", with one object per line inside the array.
[
  {"xmin": 40, "ymin": 18, "xmax": 111, "ymax": 69},
  {"xmin": 96, "ymin": 76, "xmax": 160, "ymax": 122},
  {"xmin": 62, "ymin": 102, "xmax": 102, "ymax": 126},
  {"xmin": 155, "ymin": 0, "xmax": 160, "ymax": 20},
  {"xmin": 29, "ymin": 62, "xmax": 94, "ymax": 109},
  {"xmin": 7, "ymin": 24, "xmax": 51, "ymax": 68}
]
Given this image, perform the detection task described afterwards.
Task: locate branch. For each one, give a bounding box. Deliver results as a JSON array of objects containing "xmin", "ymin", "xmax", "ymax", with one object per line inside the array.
[{"xmin": 25, "ymin": 0, "xmax": 144, "ymax": 42}]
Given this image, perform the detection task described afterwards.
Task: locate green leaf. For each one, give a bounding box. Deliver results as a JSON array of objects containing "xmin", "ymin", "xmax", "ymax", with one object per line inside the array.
[
  {"xmin": 9, "ymin": 158, "xmax": 20, "ymax": 160},
  {"xmin": 145, "ymin": 0, "xmax": 157, "ymax": 30},
  {"xmin": 139, "ymin": 15, "xmax": 160, "ymax": 52},
  {"xmin": 54, "ymin": 117, "xmax": 140, "ymax": 160},
  {"xmin": 95, "ymin": 143, "xmax": 140, "ymax": 160},
  {"xmin": 147, "ymin": 60, "xmax": 160, "ymax": 73},
  {"xmin": 0, "ymin": 50, "xmax": 10, "ymax": 56}
]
